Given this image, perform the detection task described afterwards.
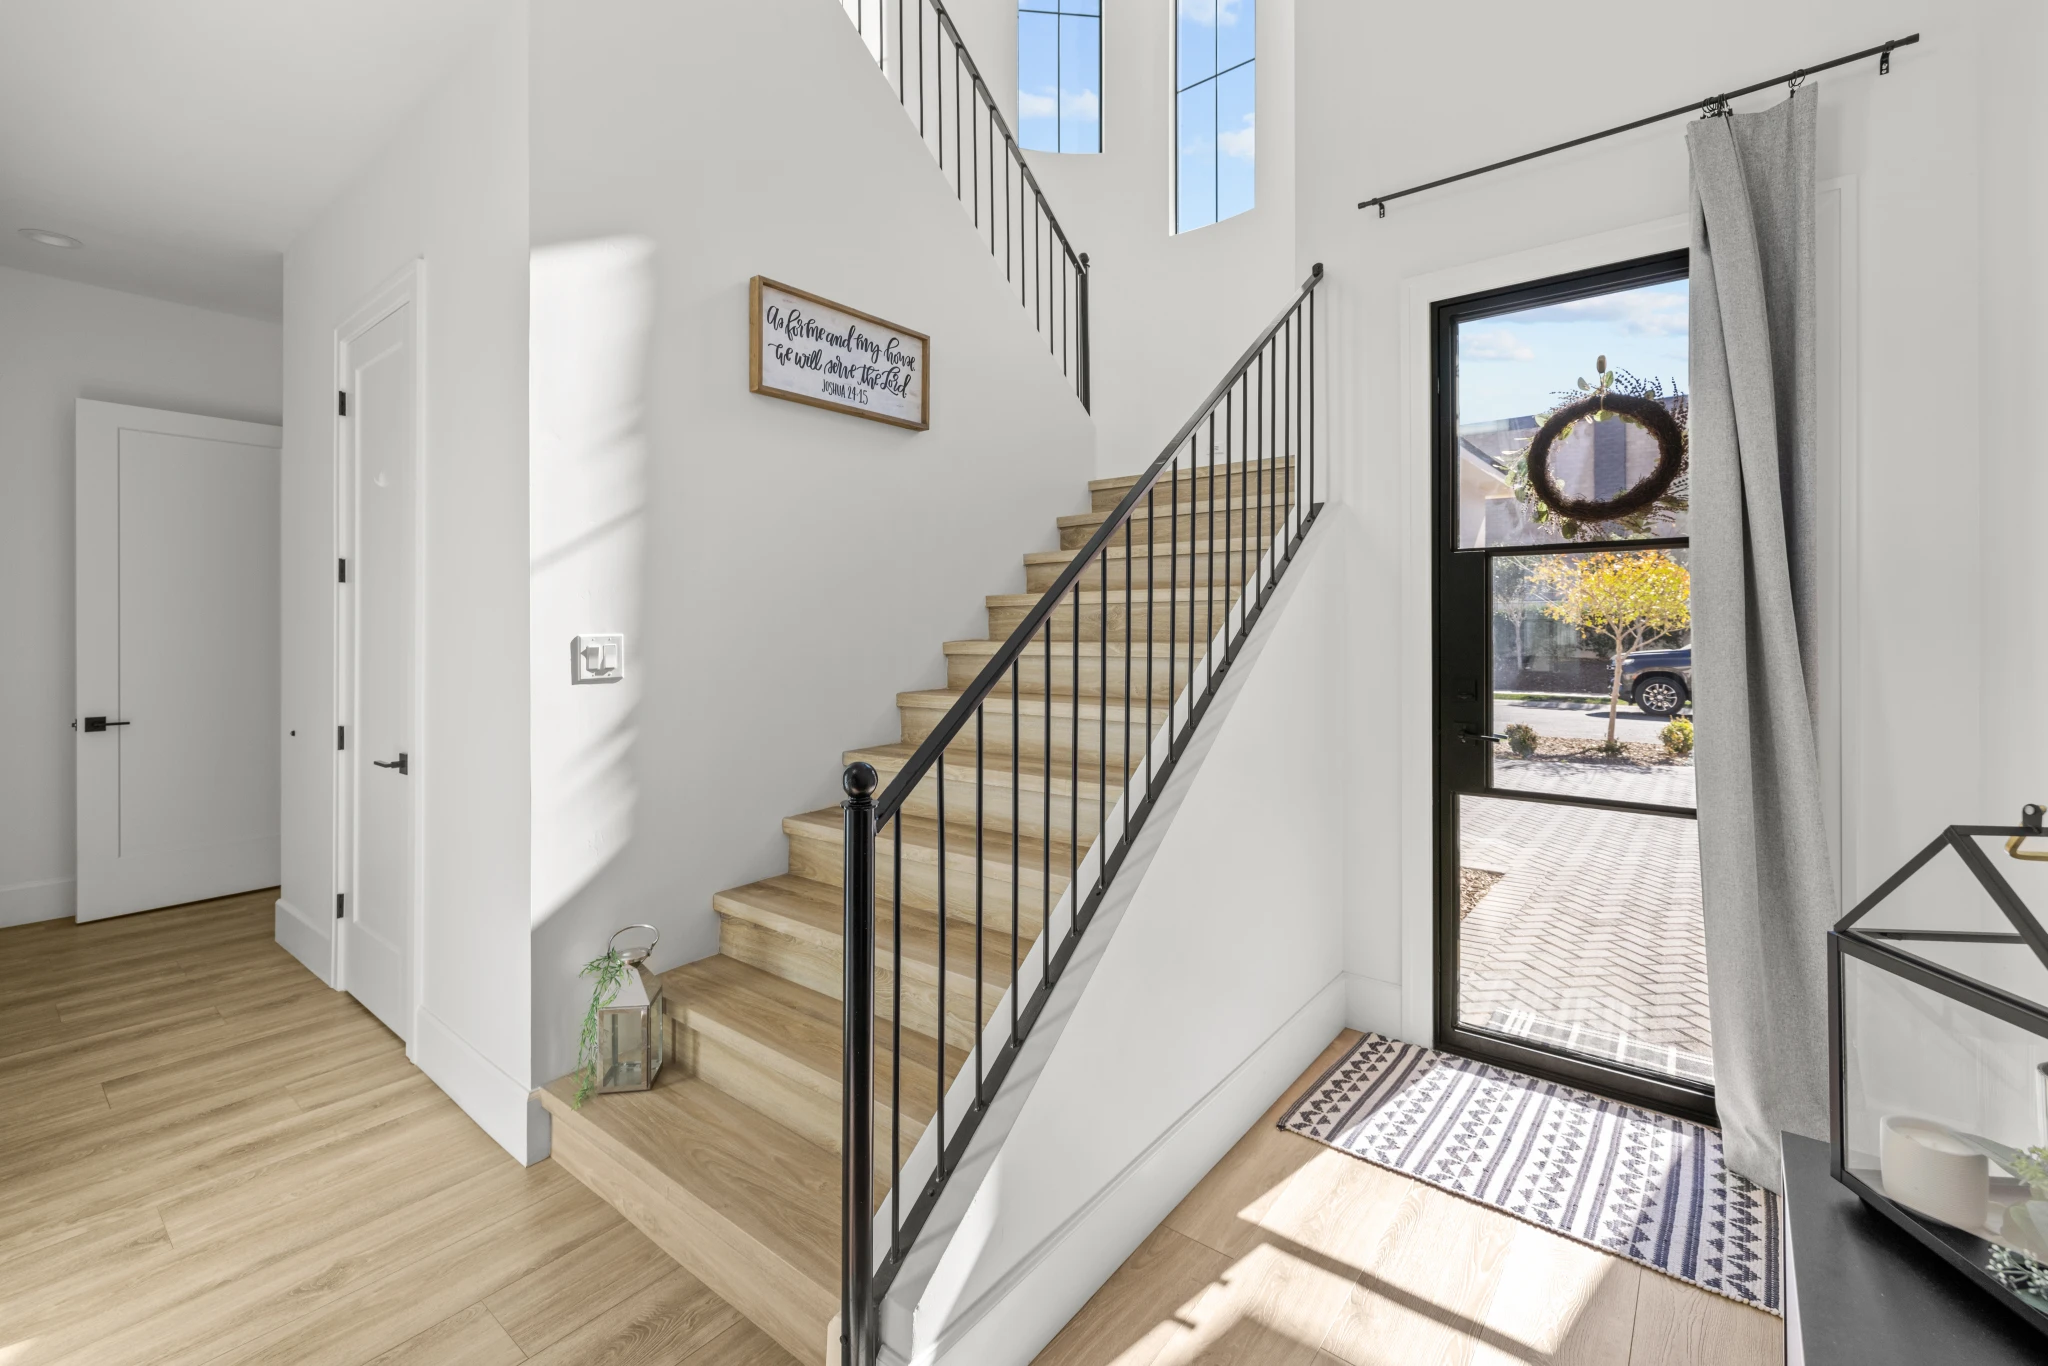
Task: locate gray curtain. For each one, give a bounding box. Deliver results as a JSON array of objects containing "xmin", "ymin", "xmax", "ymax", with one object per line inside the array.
[{"xmin": 1686, "ymin": 89, "xmax": 1837, "ymax": 1191}]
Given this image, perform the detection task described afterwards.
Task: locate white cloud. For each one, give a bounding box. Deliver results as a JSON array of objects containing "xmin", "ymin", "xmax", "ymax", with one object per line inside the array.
[
  {"xmin": 1178, "ymin": 0, "xmax": 1216, "ymax": 24},
  {"xmin": 1064, "ymin": 89, "xmax": 1099, "ymax": 121},
  {"xmin": 1020, "ymin": 88, "xmax": 1057, "ymax": 120},
  {"xmin": 1520, "ymin": 288, "xmax": 1688, "ymax": 337},
  {"xmin": 1218, "ymin": 111, "xmax": 1254, "ymax": 160},
  {"xmin": 1462, "ymin": 329, "xmax": 1534, "ymax": 362},
  {"xmin": 1218, "ymin": 0, "xmax": 1245, "ymax": 27}
]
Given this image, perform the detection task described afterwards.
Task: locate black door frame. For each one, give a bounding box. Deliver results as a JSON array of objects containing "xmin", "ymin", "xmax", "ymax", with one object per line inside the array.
[{"xmin": 1430, "ymin": 248, "xmax": 1716, "ymax": 1126}]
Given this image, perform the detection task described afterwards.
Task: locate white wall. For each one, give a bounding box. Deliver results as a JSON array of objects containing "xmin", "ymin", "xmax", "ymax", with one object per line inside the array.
[
  {"xmin": 0, "ymin": 265, "xmax": 280, "ymax": 928},
  {"xmin": 949, "ymin": 0, "xmax": 1299, "ymax": 477},
  {"xmin": 1291, "ymin": 0, "xmax": 2028, "ymax": 1037},
  {"xmin": 885, "ymin": 525, "xmax": 1347, "ymax": 1366},
  {"xmin": 279, "ymin": 7, "xmax": 536, "ymax": 1158},
  {"xmin": 525, "ymin": 0, "xmax": 1098, "ymax": 1087}
]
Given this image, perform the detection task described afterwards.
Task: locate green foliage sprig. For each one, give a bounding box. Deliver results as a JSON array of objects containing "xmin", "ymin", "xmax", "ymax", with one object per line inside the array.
[
  {"xmin": 1505, "ymin": 357, "xmax": 1690, "ymax": 541},
  {"xmin": 1661, "ymin": 717, "xmax": 1695, "ymax": 757},
  {"xmin": 1504, "ymin": 723, "xmax": 1538, "ymax": 758},
  {"xmin": 573, "ymin": 947, "xmax": 630, "ymax": 1109},
  {"xmin": 2009, "ymin": 1145, "xmax": 2048, "ymax": 1200}
]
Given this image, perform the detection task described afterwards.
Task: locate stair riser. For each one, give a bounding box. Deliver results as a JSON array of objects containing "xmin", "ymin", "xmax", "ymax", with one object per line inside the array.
[
  {"xmin": 787, "ymin": 827, "xmax": 1067, "ymax": 929},
  {"xmin": 1059, "ymin": 503, "xmax": 1288, "ymax": 550},
  {"xmin": 987, "ymin": 599, "xmax": 1231, "ymax": 644},
  {"xmin": 1090, "ymin": 463, "xmax": 1302, "ymax": 513},
  {"xmin": 944, "ymin": 650, "xmax": 1181, "ymax": 702},
  {"xmin": 672, "ymin": 1022, "xmax": 925, "ymax": 1195},
  {"xmin": 1026, "ymin": 552, "xmax": 1257, "ymax": 595},
  {"xmin": 716, "ymin": 910, "xmax": 1000, "ymax": 1043}
]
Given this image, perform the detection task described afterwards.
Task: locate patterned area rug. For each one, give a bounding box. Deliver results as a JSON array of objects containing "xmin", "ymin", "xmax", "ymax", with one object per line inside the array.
[{"xmin": 1278, "ymin": 1033, "xmax": 1781, "ymax": 1314}]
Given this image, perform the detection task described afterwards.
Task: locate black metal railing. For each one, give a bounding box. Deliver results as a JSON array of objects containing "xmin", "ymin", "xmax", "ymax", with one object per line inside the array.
[
  {"xmin": 837, "ymin": 265, "xmax": 1325, "ymax": 1365},
  {"xmin": 839, "ymin": 0, "xmax": 1090, "ymax": 408}
]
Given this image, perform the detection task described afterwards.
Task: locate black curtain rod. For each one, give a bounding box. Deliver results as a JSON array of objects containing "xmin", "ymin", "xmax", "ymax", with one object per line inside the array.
[{"xmin": 1358, "ymin": 33, "xmax": 1920, "ymax": 217}]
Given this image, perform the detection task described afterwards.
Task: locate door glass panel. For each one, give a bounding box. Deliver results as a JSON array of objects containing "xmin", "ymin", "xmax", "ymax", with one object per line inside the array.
[
  {"xmin": 1491, "ymin": 547, "xmax": 1693, "ymax": 807},
  {"xmin": 1454, "ymin": 278, "xmax": 1690, "ymax": 550},
  {"xmin": 1459, "ymin": 794, "xmax": 1710, "ymax": 1085}
]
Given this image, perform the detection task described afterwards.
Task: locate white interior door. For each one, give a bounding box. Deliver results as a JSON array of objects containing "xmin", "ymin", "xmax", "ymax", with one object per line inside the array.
[
  {"xmin": 75, "ymin": 402, "xmax": 281, "ymax": 922},
  {"xmin": 341, "ymin": 299, "xmax": 417, "ymax": 1040}
]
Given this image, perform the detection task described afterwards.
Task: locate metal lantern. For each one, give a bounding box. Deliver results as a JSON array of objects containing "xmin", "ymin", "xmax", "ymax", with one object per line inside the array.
[
  {"xmin": 596, "ymin": 924, "xmax": 667, "ymax": 1094},
  {"xmin": 1830, "ymin": 804, "xmax": 2048, "ymax": 1333}
]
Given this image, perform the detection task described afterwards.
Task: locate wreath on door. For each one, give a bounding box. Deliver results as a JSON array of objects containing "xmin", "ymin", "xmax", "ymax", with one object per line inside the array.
[{"xmin": 1506, "ymin": 359, "xmax": 1689, "ymax": 540}]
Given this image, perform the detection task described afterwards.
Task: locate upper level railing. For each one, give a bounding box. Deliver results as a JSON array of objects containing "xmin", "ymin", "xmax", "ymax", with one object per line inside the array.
[
  {"xmin": 837, "ymin": 265, "xmax": 1326, "ymax": 1365},
  {"xmin": 839, "ymin": 0, "xmax": 1090, "ymax": 408}
]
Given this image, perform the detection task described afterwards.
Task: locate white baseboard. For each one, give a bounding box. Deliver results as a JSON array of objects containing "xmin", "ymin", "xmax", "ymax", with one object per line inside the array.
[
  {"xmin": 274, "ymin": 897, "xmax": 333, "ymax": 987},
  {"xmin": 413, "ymin": 1005, "xmax": 551, "ymax": 1165},
  {"xmin": 1344, "ymin": 972, "xmax": 1403, "ymax": 1041},
  {"xmin": 906, "ymin": 973, "xmax": 1348, "ymax": 1366},
  {"xmin": 0, "ymin": 876, "xmax": 75, "ymax": 928}
]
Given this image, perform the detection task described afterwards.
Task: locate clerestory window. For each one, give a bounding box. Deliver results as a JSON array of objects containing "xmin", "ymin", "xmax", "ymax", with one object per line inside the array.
[
  {"xmin": 1018, "ymin": 1, "xmax": 1102, "ymax": 154},
  {"xmin": 1175, "ymin": 0, "xmax": 1254, "ymax": 231}
]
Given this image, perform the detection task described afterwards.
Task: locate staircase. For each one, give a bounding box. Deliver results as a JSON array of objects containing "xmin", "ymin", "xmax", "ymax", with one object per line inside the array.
[{"xmin": 539, "ymin": 443, "xmax": 1318, "ymax": 1364}]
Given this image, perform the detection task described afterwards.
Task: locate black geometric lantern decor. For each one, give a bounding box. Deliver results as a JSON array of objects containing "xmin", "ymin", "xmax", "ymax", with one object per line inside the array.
[{"xmin": 1830, "ymin": 804, "xmax": 2048, "ymax": 1334}]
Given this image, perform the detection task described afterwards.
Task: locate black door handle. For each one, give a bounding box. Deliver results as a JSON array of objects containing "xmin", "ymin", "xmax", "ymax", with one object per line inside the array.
[
  {"xmin": 82, "ymin": 716, "xmax": 131, "ymax": 733},
  {"xmin": 372, "ymin": 753, "xmax": 409, "ymax": 775},
  {"xmin": 1460, "ymin": 731, "xmax": 1508, "ymax": 744}
]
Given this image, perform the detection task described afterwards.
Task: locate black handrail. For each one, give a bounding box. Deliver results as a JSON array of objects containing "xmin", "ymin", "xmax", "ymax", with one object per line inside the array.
[
  {"xmin": 845, "ymin": 0, "xmax": 1091, "ymax": 407},
  {"xmin": 840, "ymin": 266, "xmax": 1325, "ymax": 1366}
]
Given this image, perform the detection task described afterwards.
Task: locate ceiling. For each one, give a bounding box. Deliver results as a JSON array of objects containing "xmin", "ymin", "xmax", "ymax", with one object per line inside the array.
[{"xmin": 0, "ymin": 0, "xmax": 501, "ymax": 320}]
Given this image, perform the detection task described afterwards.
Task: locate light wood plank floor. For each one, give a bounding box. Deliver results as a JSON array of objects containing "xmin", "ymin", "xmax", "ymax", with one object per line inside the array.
[
  {"xmin": 1034, "ymin": 1031, "xmax": 1783, "ymax": 1366},
  {"xmin": 0, "ymin": 889, "xmax": 798, "ymax": 1366}
]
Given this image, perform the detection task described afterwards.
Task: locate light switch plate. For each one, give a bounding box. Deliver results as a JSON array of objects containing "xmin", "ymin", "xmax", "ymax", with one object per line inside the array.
[{"xmin": 571, "ymin": 633, "xmax": 625, "ymax": 684}]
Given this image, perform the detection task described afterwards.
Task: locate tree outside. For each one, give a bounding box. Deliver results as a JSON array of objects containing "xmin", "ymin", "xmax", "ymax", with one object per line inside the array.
[{"xmin": 1531, "ymin": 549, "xmax": 1692, "ymax": 746}]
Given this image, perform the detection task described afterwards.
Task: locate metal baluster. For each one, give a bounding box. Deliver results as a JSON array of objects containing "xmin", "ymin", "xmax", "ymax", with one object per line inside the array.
[
  {"xmin": 1122, "ymin": 517, "xmax": 1132, "ymax": 844},
  {"xmin": 974, "ymin": 705, "xmax": 984, "ymax": 1103},
  {"xmin": 936, "ymin": 23, "xmax": 944, "ymax": 172},
  {"xmin": 1309, "ymin": 285, "xmax": 1317, "ymax": 508},
  {"xmin": 1011, "ymin": 659, "xmax": 1020, "ymax": 1046},
  {"xmin": 895, "ymin": 0, "xmax": 904, "ymax": 104},
  {"xmin": 1098, "ymin": 540, "xmax": 1107, "ymax": 890},
  {"xmin": 1225, "ymin": 386, "xmax": 1234, "ymax": 660},
  {"xmin": 1169, "ymin": 453, "xmax": 1178, "ymax": 747},
  {"xmin": 1145, "ymin": 483, "xmax": 1155, "ymax": 791},
  {"xmin": 971, "ymin": 76, "xmax": 979, "ymax": 227},
  {"xmin": 1206, "ymin": 411, "xmax": 1216, "ymax": 696},
  {"xmin": 840, "ymin": 764, "xmax": 877, "ymax": 1366},
  {"xmin": 935, "ymin": 741, "xmax": 946, "ymax": 1174},
  {"xmin": 891, "ymin": 816, "xmax": 903, "ymax": 1252},
  {"xmin": 1069, "ymin": 581, "xmax": 1078, "ymax": 935},
  {"xmin": 1042, "ymin": 614, "xmax": 1052, "ymax": 981},
  {"xmin": 917, "ymin": 0, "xmax": 925, "ymax": 136},
  {"xmin": 954, "ymin": 46, "xmax": 963, "ymax": 201}
]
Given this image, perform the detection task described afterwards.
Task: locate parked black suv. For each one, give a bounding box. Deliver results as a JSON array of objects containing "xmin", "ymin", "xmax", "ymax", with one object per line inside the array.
[{"xmin": 1618, "ymin": 647, "xmax": 1691, "ymax": 716}]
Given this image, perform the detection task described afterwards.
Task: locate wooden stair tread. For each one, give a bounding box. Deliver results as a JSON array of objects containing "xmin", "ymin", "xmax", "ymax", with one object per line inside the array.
[
  {"xmin": 712, "ymin": 874, "xmax": 1018, "ymax": 991},
  {"xmin": 847, "ymin": 741, "xmax": 1126, "ymax": 801},
  {"xmin": 942, "ymin": 637, "xmax": 1187, "ymax": 659},
  {"xmin": 538, "ymin": 1070, "xmax": 838, "ymax": 1302},
  {"xmin": 1022, "ymin": 535, "xmax": 1277, "ymax": 565},
  {"xmin": 664, "ymin": 951, "xmax": 965, "ymax": 1108},
  {"xmin": 984, "ymin": 587, "xmax": 1241, "ymax": 608},
  {"xmin": 1058, "ymin": 494, "xmax": 1295, "ymax": 529},
  {"xmin": 784, "ymin": 808, "xmax": 1080, "ymax": 881},
  {"xmin": 898, "ymin": 686, "xmax": 1182, "ymax": 724},
  {"xmin": 1088, "ymin": 458, "xmax": 1285, "ymax": 493}
]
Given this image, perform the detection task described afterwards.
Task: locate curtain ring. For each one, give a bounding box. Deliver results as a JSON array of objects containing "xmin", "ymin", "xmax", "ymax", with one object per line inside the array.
[{"xmin": 1787, "ymin": 70, "xmax": 1806, "ymax": 97}]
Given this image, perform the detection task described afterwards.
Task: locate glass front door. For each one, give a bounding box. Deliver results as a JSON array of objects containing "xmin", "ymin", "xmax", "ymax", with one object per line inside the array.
[{"xmin": 1432, "ymin": 251, "xmax": 1713, "ymax": 1122}]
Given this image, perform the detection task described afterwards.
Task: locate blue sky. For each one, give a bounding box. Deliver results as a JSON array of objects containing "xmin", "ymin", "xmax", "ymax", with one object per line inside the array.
[{"xmin": 1456, "ymin": 279, "xmax": 1689, "ymax": 424}]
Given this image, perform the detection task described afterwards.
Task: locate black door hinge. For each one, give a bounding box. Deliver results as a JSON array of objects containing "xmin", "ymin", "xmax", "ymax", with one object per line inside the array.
[
  {"xmin": 338, "ymin": 390, "xmax": 347, "ymax": 416},
  {"xmin": 338, "ymin": 558, "xmax": 347, "ymax": 584},
  {"xmin": 336, "ymin": 892, "xmax": 345, "ymax": 920},
  {"xmin": 337, "ymin": 725, "xmax": 345, "ymax": 751}
]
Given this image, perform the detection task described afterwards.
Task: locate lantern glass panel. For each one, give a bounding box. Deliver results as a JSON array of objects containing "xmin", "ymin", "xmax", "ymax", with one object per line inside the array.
[
  {"xmin": 1837, "ymin": 832, "xmax": 2048, "ymax": 1320},
  {"xmin": 648, "ymin": 985, "xmax": 666, "ymax": 1077},
  {"xmin": 603, "ymin": 1007, "xmax": 647, "ymax": 1090}
]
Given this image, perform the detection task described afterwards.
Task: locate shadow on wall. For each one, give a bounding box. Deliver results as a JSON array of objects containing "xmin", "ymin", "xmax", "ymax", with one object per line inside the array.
[{"xmin": 529, "ymin": 237, "xmax": 655, "ymax": 1088}]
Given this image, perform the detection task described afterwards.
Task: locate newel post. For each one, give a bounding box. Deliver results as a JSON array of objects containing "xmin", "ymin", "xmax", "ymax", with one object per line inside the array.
[
  {"xmin": 840, "ymin": 761, "xmax": 879, "ymax": 1366},
  {"xmin": 1076, "ymin": 252, "xmax": 1093, "ymax": 412}
]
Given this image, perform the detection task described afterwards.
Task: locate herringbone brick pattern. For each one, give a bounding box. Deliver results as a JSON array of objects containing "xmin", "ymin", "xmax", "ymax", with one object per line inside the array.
[{"xmin": 1457, "ymin": 787, "xmax": 1711, "ymax": 1083}]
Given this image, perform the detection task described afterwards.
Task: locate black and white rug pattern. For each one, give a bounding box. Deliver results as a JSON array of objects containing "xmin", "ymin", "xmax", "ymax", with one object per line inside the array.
[{"xmin": 1278, "ymin": 1033, "xmax": 1781, "ymax": 1314}]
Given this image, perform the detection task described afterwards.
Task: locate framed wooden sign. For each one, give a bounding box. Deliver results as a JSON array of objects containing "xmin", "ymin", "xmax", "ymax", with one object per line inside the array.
[{"xmin": 749, "ymin": 276, "xmax": 929, "ymax": 430}]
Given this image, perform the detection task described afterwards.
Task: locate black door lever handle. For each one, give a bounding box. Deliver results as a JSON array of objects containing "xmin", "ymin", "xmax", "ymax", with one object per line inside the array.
[
  {"xmin": 82, "ymin": 717, "xmax": 131, "ymax": 733},
  {"xmin": 372, "ymin": 753, "xmax": 410, "ymax": 775},
  {"xmin": 1460, "ymin": 731, "xmax": 1508, "ymax": 744}
]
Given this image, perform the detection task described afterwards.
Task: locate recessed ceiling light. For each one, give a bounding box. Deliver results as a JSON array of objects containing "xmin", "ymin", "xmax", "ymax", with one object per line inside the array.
[{"xmin": 19, "ymin": 228, "xmax": 82, "ymax": 249}]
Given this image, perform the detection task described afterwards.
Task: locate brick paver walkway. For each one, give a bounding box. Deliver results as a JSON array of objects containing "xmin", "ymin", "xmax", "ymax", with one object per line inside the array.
[{"xmin": 1458, "ymin": 773, "xmax": 1711, "ymax": 1084}]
